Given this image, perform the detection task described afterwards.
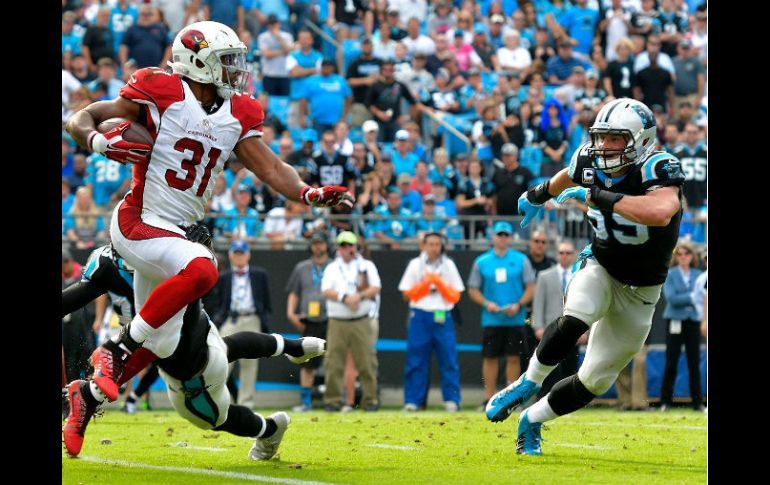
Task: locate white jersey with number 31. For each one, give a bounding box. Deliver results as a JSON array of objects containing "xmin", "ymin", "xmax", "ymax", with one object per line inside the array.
[{"xmin": 119, "ymin": 67, "xmax": 264, "ymax": 225}]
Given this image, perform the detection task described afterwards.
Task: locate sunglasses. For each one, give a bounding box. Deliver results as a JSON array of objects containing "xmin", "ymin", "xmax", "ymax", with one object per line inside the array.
[
  {"xmin": 676, "ymin": 251, "xmax": 692, "ymax": 256},
  {"xmin": 339, "ymin": 243, "xmax": 354, "ymax": 247},
  {"xmin": 559, "ymin": 251, "xmax": 574, "ymax": 255},
  {"xmin": 496, "ymin": 232, "xmax": 511, "ymax": 237},
  {"xmin": 532, "ymin": 239, "xmax": 547, "ymax": 244}
]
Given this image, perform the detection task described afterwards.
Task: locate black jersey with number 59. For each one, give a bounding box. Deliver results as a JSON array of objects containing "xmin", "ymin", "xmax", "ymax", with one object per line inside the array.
[{"xmin": 567, "ymin": 143, "xmax": 685, "ymax": 286}]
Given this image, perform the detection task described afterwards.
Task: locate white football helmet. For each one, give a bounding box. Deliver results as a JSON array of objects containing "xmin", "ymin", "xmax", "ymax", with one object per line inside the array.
[
  {"xmin": 588, "ymin": 98, "xmax": 657, "ymax": 173},
  {"xmin": 166, "ymin": 21, "xmax": 249, "ymax": 99}
]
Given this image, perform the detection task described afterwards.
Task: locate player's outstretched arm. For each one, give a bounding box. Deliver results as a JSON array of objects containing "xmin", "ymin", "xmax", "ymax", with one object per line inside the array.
[
  {"xmin": 235, "ymin": 136, "xmax": 308, "ymax": 202},
  {"xmin": 601, "ymin": 185, "xmax": 680, "ymax": 226},
  {"xmin": 65, "ymin": 97, "xmax": 141, "ymax": 149}
]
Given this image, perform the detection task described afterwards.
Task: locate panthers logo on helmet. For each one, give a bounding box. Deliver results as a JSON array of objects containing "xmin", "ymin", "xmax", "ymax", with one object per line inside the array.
[
  {"xmin": 181, "ymin": 30, "xmax": 209, "ymax": 53},
  {"xmin": 630, "ymin": 104, "xmax": 655, "ymax": 130}
]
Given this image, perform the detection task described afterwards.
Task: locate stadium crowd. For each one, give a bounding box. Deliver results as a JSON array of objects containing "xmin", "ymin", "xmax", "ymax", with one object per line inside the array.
[{"xmin": 61, "ymin": 0, "xmax": 707, "ymax": 251}]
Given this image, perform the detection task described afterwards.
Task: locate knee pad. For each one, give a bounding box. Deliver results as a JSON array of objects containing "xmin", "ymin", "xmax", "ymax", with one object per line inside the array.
[
  {"xmin": 547, "ymin": 374, "xmax": 597, "ymax": 416},
  {"xmin": 536, "ymin": 315, "xmax": 589, "ymax": 366}
]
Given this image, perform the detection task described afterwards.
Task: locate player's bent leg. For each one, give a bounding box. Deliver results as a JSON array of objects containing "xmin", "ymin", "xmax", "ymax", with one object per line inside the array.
[{"xmin": 222, "ymin": 331, "xmax": 326, "ymax": 363}]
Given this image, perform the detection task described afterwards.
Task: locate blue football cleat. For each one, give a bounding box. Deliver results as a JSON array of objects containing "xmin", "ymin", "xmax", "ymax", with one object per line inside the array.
[
  {"xmin": 485, "ymin": 375, "xmax": 541, "ymax": 422},
  {"xmin": 516, "ymin": 409, "xmax": 543, "ymax": 455}
]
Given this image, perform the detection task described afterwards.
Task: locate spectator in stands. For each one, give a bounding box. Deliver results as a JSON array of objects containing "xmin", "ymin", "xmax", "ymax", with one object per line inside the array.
[
  {"xmin": 362, "ymin": 120, "xmax": 383, "ymax": 164},
  {"xmin": 399, "ymin": 231, "xmax": 465, "ymax": 412},
  {"xmin": 538, "ymin": 98, "xmax": 570, "ymax": 178},
  {"xmin": 374, "ymin": 188, "xmax": 416, "ymax": 249},
  {"xmin": 425, "ymin": 35, "xmax": 449, "ymax": 75},
  {"xmin": 674, "ymin": 122, "xmax": 707, "ymax": 210},
  {"xmin": 487, "ymin": 14, "xmax": 507, "ymax": 50},
  {"xmin": 328, "ymin": 0, "xmax": 373, "ymax": 43},
  {"xmin": 402, "ymin": 16, "xmax": 435, "ymax": 57},
  {"xmin": 70, "ymin": 55, "xmax": 96, "ymax": 83},
  {"xmin": 218, "ymin": 185, "xmax": 262, "ymax": 243},
  {"xmin": 427, "ymin": 0, "xmax": 456, "ymax": 39},
  {"xmin": 64, "ymin": 186, "xmax": 106, "ymax": 250},
  {"xmin": 657, "ymin": 0, "xmax": 688, "ymax": 57},
  {"xmin": 346, "ymin": 37, "xmax": 382, "ymax": 127},
  {"xmin": 120, "ymin": 4, "xmax": 171, "ymax": 70},
  {"xmin": 514, "ymin": 4, "xmax": 536, "ymax": 49},
  {"xmin": 471, "ymin": 100, "xmax": 502, "ymax": 167},
  {"xmin": 410, "ymin": 161, "xmax": 432, "ymax": 197},
  {"xmin": 448, "ymin": 29, "xmax": 483, "ymax": 74},
  {"xmin": 263, "ymin": 199, "xmax": 305, "ymax": 249},
  {"xmin": 334, "ymin": 121, "xmax": 354, "ymax": 157},
  {"xmin": 287, "ymin": 29, "xmax": 322, "ymax": 129},
  {"xmin": 204, "ymin": 0, "xmax": 245, "ymax": 33},
  {"xmin": 497, "ymin": 29, "xmax": 533, "ymax": 78},
  {"xmin": 396, "ymin": 173, "xmax": 422, "ymax": 214},
  {"xmin": 446, "ymin": 12, "xmax": 474, "ymax": 45},
  {"xmin": 258, "ymin": 15, "xmax": 293, "ymax": 96},
  {"xmin": 287, "ymin": 128, "xmax": 318, "ymax": 184},
  {"xmin": 428, "ymin": 147, "xmax": 456, "ymax": 196},
  {"xmin": 82, "ymin": 7, "xmax": 115, "ymax": 72},
  {"xmin": 398, "ymin": 53, "xmax": 435, "ymax": 103},
  {"xmin": 491, "ymin": 143, "xmax": 534, "ymax": 219},
  {"xmin": 61, "ymin": 69, "xmax": 89, "ymax": 125},
  {"xmin": 309, "ymin": 130, "xmax": 357, "ymax": 195},
  {"xmin": 62, "ymin": 137, "xmax": 74, "ymax": 177},
  {"xmin": 450, "ymin": 153, "xmax": 470, "ymax": 198},
  {"xmin": 471, "ymin": 24, "xmax": 497, "ymax": 72},
  {"xmin": 286, "ymin": 233, "xmax": 332, "ymax": 412},
  {"xmin": 546, "ymin": 38, "xmax": 589, "ymax": 85},
  {"xmin": 671, "ymin": 101, "xmax": 696, "ymax": 132},
  {"xmin": 87, "ymin": 58, "xmax": 125, "ymax": 100},
  {"xmin": 600, "ymin": 0, "xmax": 632, "ymax": 62},
  {"xmin": 300, "ymin": 59, "xmax": 353, "ymax": 135},
  {"xmin": 429, "ymin": 179, "xmax": 457, "ymax": 219},
  {"xmin": 62, "ymin": 11, "xmax": 84, "ymax": 61},
  {"xmin": 517, "ymin": 100, "xmax": 539, "ymax": 147},
  {"xmin": 85, "ymin": 152, "xmax": 130, "ymax": 210},
  {"xmin": 423, "ymin": 68, "xmax": 461, "ymax": 115},
  {"xmin": 415, "ymin": 194, "xmax": 448, "ymax": 235},
  {"xmin": 352, "ymin": 143, "xmax": 377, "ymax": 189},
  {"xmin": 634, "ymin": 51, "xmax": 675, "ymax": 116},
  {"xmin": 575, "ymin": 69, "xmax": 607, "ymax": 113},
  {"xmin": 630, "ymin": 0, "xmax": 660, "ymax": 40},
  {"xmin": 491, "ymin": 108, "xmax": 526, "ymax": 159},
  {"xmin": 321, "ymin": 231, "xmax": 382, "ymax": 412},
  {"xmin": 633, "ymin": 33, "xmax": 676, "ymax": 76},
  {"xmin": 460, "ymin": 68, "xmax": 491, "ymax": 115},
  {"xmin": 392, "ymin": 42, "xmax": 412, "ymax": 77},
  {"xmin": 467, "ymin": 221, "xmax": 536, "ymax": 408},
  {"xmin": 66, "ymin": 154, "xmax": 89, "ymax": 195},
  {"xmin": 603, "ymin": 37, "xmax": 636, "ymax": 99},
  {"xmin": 689, "ymin": 10, "xmax": 707, "ymax": 64},
  {"xmin": 376, "ymin": 152, "xmax": 396, "ymax": 189},
  {"xmin": 392, "ymin": 129, "xmax": 420, "ymax": 176},
  {"xmin": 372, "ymin": 15, "xmax": 399, "ymax": 59},
  {"xmin": 661, "ymin": 123, "xmax": 680, "ymax": 153},
  {"xmin": 531, "ymin": 240, "xmax": 585, "ymax": 399},
  {"xmin": 456, "ymin": 157, "xmax": 495, "ymax": 240},
  {"xmin": 673, "ymin": 40, "xmax": 705, "ymax": 113},
  {"xmin": 108, "ymin": 0, "xmax": 138, "ymax": 57},
  {"xmin": 210, "ymin": 173, "xmax": 235, "ymax": 217},
  {"xmin": 559, "ymin": 0, "xmax": 599, "ymax": 57},
  {"xmin": 661, "ymin": 241, "xmax": 704, "ymax": 412},
  {"xmin": 356, "ymin": 171, "xmax": 387, "ymax": 215}
]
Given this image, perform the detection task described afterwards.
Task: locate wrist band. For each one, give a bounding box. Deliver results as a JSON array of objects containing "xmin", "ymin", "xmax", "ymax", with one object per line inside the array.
[
  {"xmin": 589, "ymin": 186, "xmax": 624, "ymax": 212},
  {"xmin": 527, "ymin": 180, "xmax": 553, "ymax": 205},
  {"xmin": 86, "ymin": 131, "xmax": 98, "ymax": 152}
]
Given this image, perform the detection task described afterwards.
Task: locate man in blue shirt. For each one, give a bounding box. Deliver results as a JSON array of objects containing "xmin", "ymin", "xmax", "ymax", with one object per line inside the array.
[
  {"xmin": 392, "ymin": 129, "xmax": 420, "ymax": 176},
  {"xmin": 396, "ymin": 173, "xmax": 422, "ymax": 214},
  {"xmin": 120, "ymin": 4, "xmax": 171, "ymax": 69},
  {"xmin": 374, "ymin": 188, "xmax": 416, "ymax": 249},
  {"xmin": 108, "ymin": 0, "xmax": 138, "ymax": 56},
  {"xmin": 217, "ymin": 185, "xmax": 263, "ymax": 242},
  {"xmin": 300, "ymin": 59, "xmax": 353, "ymax": 136},
  {"xmin": 545, "ymin": 39, "xmax": 591, "ymax": 85},
  {"xmin": 558, "ymin": 0, "xmax": 599, "ymax": 56},
  {"xmin": 467, "ymin": 221, "xmax": 535, "ymax": 407},
  {"xmin": 85, "ymin": 153, "xmax": 131, "ymax": 209},
  {"xmin": 287, "ymin": 30, "xmax": 323, "ymax": 128},
  {"xmin": 203, "ymin": 0, "xmax": 246, "ymax": 32}
]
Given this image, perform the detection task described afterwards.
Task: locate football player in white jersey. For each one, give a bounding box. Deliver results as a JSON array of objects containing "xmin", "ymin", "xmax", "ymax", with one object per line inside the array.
[
  {"xmin": 66, "ymin": 22, "xmax": 353, "ymax": 409},
  {"xmin": 484, "ymin": 98, "xmax": 686, "ymax": 456}
]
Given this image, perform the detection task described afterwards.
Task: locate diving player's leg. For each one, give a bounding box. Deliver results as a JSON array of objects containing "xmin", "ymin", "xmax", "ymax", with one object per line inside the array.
[
  {"xmin": 222, "ymin": 331, "xmax": 326, "ymax": 363},
  {"xmin": 517, "ymin": 282, "xmax": 661, "ymax": 455},
  {"xmin": 486, "ymin": 258, "xmax": 611, "ymax": 422}
]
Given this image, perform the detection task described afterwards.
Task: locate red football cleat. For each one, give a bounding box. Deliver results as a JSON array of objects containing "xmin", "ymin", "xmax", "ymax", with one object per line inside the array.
[
  {"xmin": 90, "ymin": 341, "xmax": 130, "ymax": 402},
  {"xmin": 62, "ymin": 380, "xmax": 99, "ymax": 457}
]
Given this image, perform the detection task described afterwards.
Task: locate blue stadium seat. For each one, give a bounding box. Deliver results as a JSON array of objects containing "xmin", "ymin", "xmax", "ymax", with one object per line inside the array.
[
  {"xmin": 289, "ymin": 127, "xmax": 305, "ymax": 149},
  {"xmin": 349, "ymin": 127, "xmax": 363, "ymax": 143},
  {"xmin": 542, "ymin": 85, "xmax": 557, "ymax": 100},
  {"xmin": 481, "ymin": 71, "xmax": 498, "ymax": 92},
  {"xmin": 270, "ymin": 96, "xmax": 290, "ymax": 123}
]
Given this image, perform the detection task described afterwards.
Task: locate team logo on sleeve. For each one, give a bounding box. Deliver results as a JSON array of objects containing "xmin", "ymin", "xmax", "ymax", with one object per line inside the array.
[
  {"xmin": 181, "ymin": 30, "xmax": 209, "ymax": 53},
  {"xmin": 582, "ymin": 168, "xmax": 595, "ymax": 184},
  {"xmin": 662, "ymin": 161, "xmax": 683, "ymax": 178}
]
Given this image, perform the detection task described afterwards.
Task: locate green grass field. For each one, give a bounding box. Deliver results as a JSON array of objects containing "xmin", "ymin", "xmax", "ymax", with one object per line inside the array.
[{"xmin": 63, "ymin": 407, "xmax": 706, "ymax": 484}]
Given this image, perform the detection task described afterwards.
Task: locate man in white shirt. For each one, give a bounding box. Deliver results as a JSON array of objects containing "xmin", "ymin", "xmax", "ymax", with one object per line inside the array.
[
  {"xmin": 264, "ymin": 200, "xmax": 306, "ymax": 249},
  {"xmin": 398, "ymin": 232, "xmax": 465, "ymax": 412},
  {"xmin": 321, "ymin": 231, "xmax": 382, "ymax": 411},
  {"xmin": 532, "ymin": 241, "xmax": 586, "ymax": 398}
]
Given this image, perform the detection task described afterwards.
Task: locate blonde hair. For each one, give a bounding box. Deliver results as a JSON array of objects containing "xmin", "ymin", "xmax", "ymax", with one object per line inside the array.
[
  {"xmin": 670, "ymin": 241, "xmax": 700, "ymax": 268},
  {"xmin": 71, "ymin": 186, "xmax": 101, "ymax": 230},
  {"xmin": 615, "ymin": 37, "xmax": 635, "ymax": 54}
]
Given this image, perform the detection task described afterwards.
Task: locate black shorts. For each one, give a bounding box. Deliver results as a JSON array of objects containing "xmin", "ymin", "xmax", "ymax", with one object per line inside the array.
[
  {"xmin": 300, "ymin": 319, "xmax": 328, "ymax": 369},
  {"xmin": 261, "ymin": 76, "xmax": 290, "ymax": 96},
  {"xmin": 482, "ymin": 326, "xmax": 526, "ymax": 358}
]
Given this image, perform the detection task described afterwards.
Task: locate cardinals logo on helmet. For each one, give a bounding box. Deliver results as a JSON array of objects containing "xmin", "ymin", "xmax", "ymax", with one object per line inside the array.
[{"xmin": 181, "ymin": 30, "xmax": 209, "ymax": 53}]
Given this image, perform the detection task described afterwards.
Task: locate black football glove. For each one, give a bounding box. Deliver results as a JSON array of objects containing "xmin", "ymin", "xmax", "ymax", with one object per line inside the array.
[{"xmin": 185, "ymin": 224, "xmax": 213, "ymax": 250}]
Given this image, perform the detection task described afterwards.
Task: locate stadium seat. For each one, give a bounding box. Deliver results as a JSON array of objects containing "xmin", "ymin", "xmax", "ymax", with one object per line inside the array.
[
  {"xmin": 350, "ymin": 127, "xmax": 363, "ymax": 143},
  {"xmin": 270, "ymin": 96, "xmax": 290, "ymax": 124},
  {"xmin": 520, "ymin": 146, "xmax": 543, "ymax": 177},
  {"xmin": 481, "ymin": 71, "xmax": 498, "ymax": 92}
]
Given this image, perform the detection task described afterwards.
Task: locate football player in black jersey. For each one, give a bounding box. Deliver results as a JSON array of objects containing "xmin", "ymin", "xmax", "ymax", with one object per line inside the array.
[
  {"xmin": 63, "ymin": 243, "xmax": 326, "ymax": 461},
  {"xmin": 484, "ymin": 98, "xmax": 685, "ymax": 456}
]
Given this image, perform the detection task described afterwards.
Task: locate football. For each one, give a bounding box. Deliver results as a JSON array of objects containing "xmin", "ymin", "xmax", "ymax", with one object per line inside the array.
[{"xmin": 97, "ymin": 118, "xmax": 154, "ymax": 146}]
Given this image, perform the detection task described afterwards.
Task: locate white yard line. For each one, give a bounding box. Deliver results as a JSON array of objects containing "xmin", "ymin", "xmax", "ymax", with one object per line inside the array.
[
  {"xmin": 562, "ymin": 421, "xmax": 706, "ymax": 431},
  {"xmin": 553, "ymin": 443, "xmax": 615, "ymax": 450},
  {"xmin": 76, "ymin": 456, "xmax": 343, "ymax": 485},
  {"xmin": 168, "ymin": 442, "xmax": 228, "ymax": 452},
  {"xmin": 366, "ymin": 444, "xmax": 419, "ymax": 451}
]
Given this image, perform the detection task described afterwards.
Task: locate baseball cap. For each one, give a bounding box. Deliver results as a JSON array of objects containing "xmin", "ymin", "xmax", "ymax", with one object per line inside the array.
[
  {"xmin": 585, "ymin": 68, "xmax": 599, "ymax": 79},
  {"xmin": 362, "ymin": 120, "xmax": 379, "ymax": 133},
  {"xmin": 467, "ymin": 67, "xmax": 481, "ymax": 77},
  {"xmin": 454, "ymin": 29, "xmax": 465, "ymax": 37},
  {"xmin": 474, "ymin": 23, "xmax": 487, "ymax": 35},
  {"xmin": 395, "ymin": 129, "xmax": 410, "ymax": 141},
  {"xmin": 230, "ymin": 239, "xmax": 249, "ymax": 253},
  {"xmin": 267, "ymin": 14, "xmax": 279, "ymax": 24},
  {"xmin": 572, "ymin": 65, "xmax": 585, "ymax": 74},
  {"xmin": 491, "ymin": 14, "xmax": 505, "ymax": 24},
  {"xmin": 558, "ymin": 38, "xmax": 573, "ymax": 48},
  {"xmin": 493, "ymin": 221, "xmax": 514, "ymax": 235},
  {"xmin": 501, "ymin": 143, "xmax": 518, "ymax": 156},
  {"xmin": 301, "ymin": 128, "xmax": 318, "ymax": 142},
  {"xmin": 423, "ymin": 193, "xmax": 436, "ymax": 203},
  {"xmin": 387, "ymin": 5, "xmax": 399, "ymax": 14},
  {"xmin": 236, "ymin": 183, "xmax": 251, "ymax": 193},
  {"xmin": 397, "ymin": 173, "xmax": 412, "ymax": 184},
  {"xmin": 336, "ymin": 231, "xmax": 358, "ymax": 245},
  {"xmin": 679, "ymin": 40, "xmax": 692, "ymax": 49},
  {"xmin": 321, "ymin": 58, "xmax": 336, "ymax": 67}
]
